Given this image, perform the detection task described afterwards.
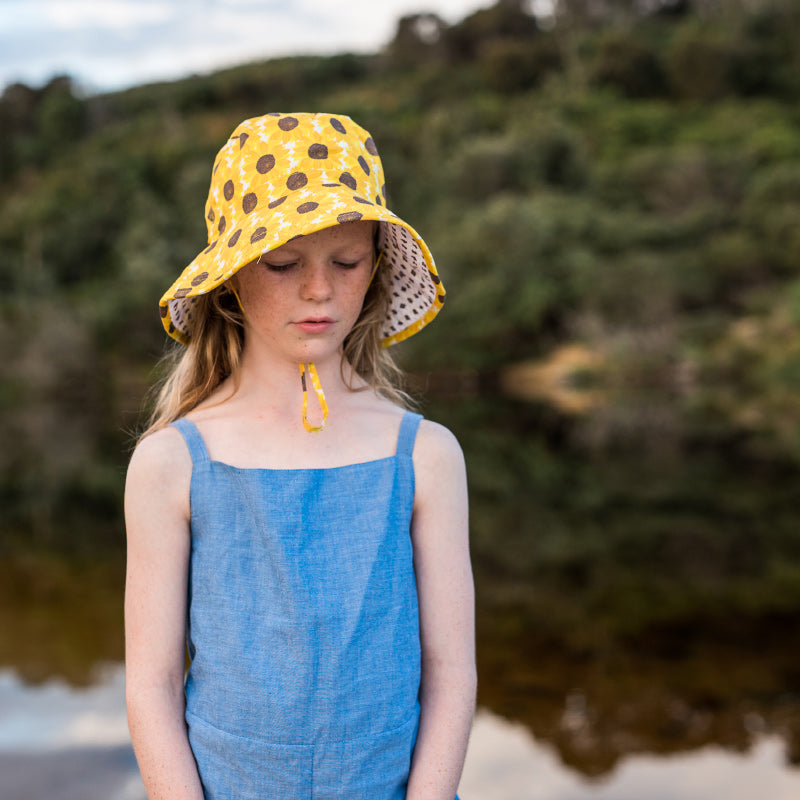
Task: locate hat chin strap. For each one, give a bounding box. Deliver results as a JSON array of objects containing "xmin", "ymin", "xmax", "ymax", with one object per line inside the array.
[{"xmin": 300, "ymin": 362, "xmax": 328, "ymax": 433}]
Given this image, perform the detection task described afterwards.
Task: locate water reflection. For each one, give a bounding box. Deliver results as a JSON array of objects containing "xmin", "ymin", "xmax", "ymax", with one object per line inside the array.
[
  {"xmin": 459, "ymin": 710, "xmax": 800, "ymax": 800},
  {"xmin": 0, "ymin": 666, "xmax": 144, "ymax": 800},
  {"xmin": 0, "ymin": 665, "xmax": 129, "ymax": 751},
  {"xmin": 1, "ymin": 391, "xmax": 800, "ymax": 796},
  {"xmin": 1, "ymin": 667, "xmax": 798, "ymax": 800},
  {"xmin": 0, "ymin": 557, "xmax": 124, "ymax": 685},
  {"xmin": 423, "ymin": 392, "xmax": 800, "ymax": 778}
]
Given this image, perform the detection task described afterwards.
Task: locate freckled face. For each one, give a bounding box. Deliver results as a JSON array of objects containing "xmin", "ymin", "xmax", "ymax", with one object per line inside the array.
[{"xmin": 233, "ymin": 221, "xmax": 375, "ymax": 365}]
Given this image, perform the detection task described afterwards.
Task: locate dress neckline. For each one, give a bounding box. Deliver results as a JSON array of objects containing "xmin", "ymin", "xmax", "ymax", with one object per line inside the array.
[{"xmin": 208, "ymin": 453, "xmax": 399, "ymax": 474}]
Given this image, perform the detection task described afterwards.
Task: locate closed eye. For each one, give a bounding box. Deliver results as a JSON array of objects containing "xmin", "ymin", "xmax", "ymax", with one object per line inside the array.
[{"xmin": 264, "ymin": 261, "xmax": 296, "ymax": 272}]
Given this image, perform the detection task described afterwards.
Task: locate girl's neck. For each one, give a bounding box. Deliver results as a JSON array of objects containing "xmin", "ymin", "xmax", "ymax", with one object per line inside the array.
[{"xmin": 226, "ymin": 341, "xmax": 365, "ymax": 419}]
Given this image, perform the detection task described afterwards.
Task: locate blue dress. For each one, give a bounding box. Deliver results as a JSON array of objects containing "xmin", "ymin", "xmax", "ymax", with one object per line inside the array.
[{"xmin": 172, "ymin": 412, "xmax": 452, "ymax": 800}]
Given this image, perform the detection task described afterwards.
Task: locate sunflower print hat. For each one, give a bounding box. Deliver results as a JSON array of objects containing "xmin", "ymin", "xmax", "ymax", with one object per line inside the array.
[{"xmin": 160, "ymin": 112, "xmax": 444, "ymax": 430}]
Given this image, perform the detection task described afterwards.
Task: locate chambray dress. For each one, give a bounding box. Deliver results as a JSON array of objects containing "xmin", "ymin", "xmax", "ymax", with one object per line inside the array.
[{"xmin": 172, "ymin": 413, "xmax": 455, "ymax": 800}]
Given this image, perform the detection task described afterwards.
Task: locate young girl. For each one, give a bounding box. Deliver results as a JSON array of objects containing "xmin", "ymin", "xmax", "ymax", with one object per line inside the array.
[{"xmin": 124, "ymin": 112, "xmax": 475, "ymax": 800}]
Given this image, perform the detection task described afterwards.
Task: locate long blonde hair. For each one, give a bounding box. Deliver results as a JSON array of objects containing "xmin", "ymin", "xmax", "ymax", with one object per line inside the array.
[{"xmin": 140, "ymin": 253, "xmax": 411, "ymax": 438}]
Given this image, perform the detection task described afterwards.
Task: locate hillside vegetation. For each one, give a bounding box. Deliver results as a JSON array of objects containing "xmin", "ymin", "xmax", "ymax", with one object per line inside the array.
[{"xmin": 2, "ymin": 0, "xmax": 800, "ymax": 545}]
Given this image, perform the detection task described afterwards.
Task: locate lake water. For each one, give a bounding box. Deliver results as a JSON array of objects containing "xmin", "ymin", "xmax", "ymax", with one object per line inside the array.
[{"xmin": 1, "ymin": 392, "xmax": 799, "ymax": 798}]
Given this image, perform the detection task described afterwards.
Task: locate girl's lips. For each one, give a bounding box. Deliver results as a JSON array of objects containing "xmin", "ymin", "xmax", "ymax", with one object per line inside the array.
[{"xmin": 294, "ymin": 318, "xmax": 334, "ymax": 334}]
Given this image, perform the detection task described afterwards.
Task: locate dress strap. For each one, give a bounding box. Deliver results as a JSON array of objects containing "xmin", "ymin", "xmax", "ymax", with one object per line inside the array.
[
  {"xmin": 395, "ymin": 412, "xmax": 423, "ymax": 458},
  {"xmin": 170, "ymin": 418, "xmax": 210, "ymax": 466}
]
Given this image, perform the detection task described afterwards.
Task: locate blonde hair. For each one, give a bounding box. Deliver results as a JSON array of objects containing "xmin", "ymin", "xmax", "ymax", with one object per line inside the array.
[{"xmin": 140, "ymin": 253, "xmax": 411, "ymax": 439}]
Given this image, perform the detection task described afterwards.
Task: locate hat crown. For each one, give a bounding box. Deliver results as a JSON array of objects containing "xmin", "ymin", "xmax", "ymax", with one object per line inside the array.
[
  {"xmin": 160, "ymin": 111, "xmax": 444, "ymax": 347},
  {"xmin": 204, "ymin": 113, "xmax": 386, "ymax": 246}
]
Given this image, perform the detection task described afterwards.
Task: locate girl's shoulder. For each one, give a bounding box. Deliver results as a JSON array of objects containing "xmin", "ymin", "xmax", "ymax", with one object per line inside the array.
[
  {"xmin": 410, "ymin": 419, "xmax": 468, "ymax": 538},
  {"xmin": 126, "ymin": 424, "xmax": 193, "ymax": 496},
  {"xmin": 125, "ymin": 424, "xmax": 194, "ymax": 528},
  {"xmin": 414, "ymin": 418, "xmax": 464, "ymax": 466}
]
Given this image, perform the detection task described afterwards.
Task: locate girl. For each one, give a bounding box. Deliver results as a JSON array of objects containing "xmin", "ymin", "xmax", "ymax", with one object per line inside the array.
[{"xmin": 124, "ymin": 112, "xmax": 475, "ymax": 800}]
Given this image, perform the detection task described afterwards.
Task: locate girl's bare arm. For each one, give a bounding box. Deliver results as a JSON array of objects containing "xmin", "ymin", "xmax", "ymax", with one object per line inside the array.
[
  {"xmin": 124, "ymin": 428, "xmax": 204, "ymax": 800},
  {"xmin": 407, "ymin": 421, "xmax": 477, "ymax": 800}
]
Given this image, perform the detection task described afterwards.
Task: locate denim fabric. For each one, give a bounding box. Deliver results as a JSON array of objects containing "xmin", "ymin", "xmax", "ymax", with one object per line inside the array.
[{"xmin": 172, "ymin": 413, "xmax": 438, "ymax": 800}]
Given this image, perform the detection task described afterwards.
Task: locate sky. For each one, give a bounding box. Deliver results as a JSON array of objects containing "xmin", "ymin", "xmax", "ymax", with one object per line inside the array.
[{"xmin": 0, "ymin": 0, "xmax": 545, "ymax": 95}]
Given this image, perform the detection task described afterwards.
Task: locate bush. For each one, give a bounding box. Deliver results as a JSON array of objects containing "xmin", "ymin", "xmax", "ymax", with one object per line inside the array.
[
  {"xmin": 589, "ymin": 30, "xmax": 667, "ymax": 99},
  {"xmin": 480, "ymin": 36, "xmax": 563, "ymax": 94},
  {"xmin": 665, "ymin": 26, "xmax": 733, "ymax": 101}
]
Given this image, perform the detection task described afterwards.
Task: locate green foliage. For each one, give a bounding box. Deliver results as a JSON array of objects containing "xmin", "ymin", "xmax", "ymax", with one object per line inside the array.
[
  {"xmin": 664, "ymin": 24, "xmax": 735, "ymax": 101},
  {"xmin": 479, "ymin": 36, "xmax": 563, "ymax": 94},
  {"xmin": 589, "ymin": 29, "xmax": 667, "ymax": 98}
]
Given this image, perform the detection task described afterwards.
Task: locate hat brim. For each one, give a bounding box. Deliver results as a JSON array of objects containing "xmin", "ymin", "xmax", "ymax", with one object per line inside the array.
[{"xmin": 159, "ymin": 183, "xmax": 444, "ymax": 347}]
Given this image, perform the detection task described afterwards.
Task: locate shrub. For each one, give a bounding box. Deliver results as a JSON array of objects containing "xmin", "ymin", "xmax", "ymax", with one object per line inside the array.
[{"xmin": 589, "ymin": 30, "xmax": 667, "ymax": 99}]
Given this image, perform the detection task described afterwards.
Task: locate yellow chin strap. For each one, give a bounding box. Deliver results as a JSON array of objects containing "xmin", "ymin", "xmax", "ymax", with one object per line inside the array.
[{"xmin": 300, "ymin": 362, "xmax": 328, "ymax": 433}]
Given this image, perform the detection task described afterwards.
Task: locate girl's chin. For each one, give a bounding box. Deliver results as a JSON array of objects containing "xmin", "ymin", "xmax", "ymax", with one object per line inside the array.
[
  {"xmin": 288, "ymin": 344, "xmax": 344, "ymax": 367},
  {"xmin": 243, "ymin": 333, "xmax": 345, "ymax": 370}
]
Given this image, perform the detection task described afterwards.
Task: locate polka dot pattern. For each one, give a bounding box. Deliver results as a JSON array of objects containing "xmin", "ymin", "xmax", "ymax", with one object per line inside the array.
[
  {"xmin": 257, "ymin": 154, "xmax": 275, "ymax": 174},
  {"xmin": 242, "ymin": 193, "xmax": 258, "ymax": 214},
  {"xmin": 159, "ymin": 112, "xmax": 444, "ymax": 346}
]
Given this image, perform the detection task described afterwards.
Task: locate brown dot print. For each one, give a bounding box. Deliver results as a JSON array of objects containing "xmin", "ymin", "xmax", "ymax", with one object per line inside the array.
[
  {"xmin": 160, "ymin": 306, "xmax": 168, "ymax": 318},
  {"xmin": 269, "ymin": 196, "xmax": 287, "ymax": 209},
  {"xmin": 308, "ymin": 143, "xmax": 328, "ymax": 159},
  {"xmin": 242, "ymin": 193, "xmax": 258, "ymax": 214},
  {"xmin": 204, "ymin": 240, "xmax": 218, "ymax": 254},
  {"xmin": 330, "ymin": 118, "xmax": 346, "ymax": 134},
  {"xmin": 358, "ymin": 156, "xmax": 370, "ymax": 175},
  {"xmin": 218, "ymin": 216, "xmax": 227, "ymax": 234},
  {"xmin": 238, "ymin": 132, "xmax": 249, "ymax": 149},
  {"xmin": 250, "ymin": 227, "xmax": 267, "ymax": 243},
  {"xmin": 279, "ymin": 116, "xmax": 299, "ymax": 131},
  {"xmin": 224, "ymin": 180, "xmax": 235, "ymax": 201},
  {"xmin": 338, "ymin": 212, "xmax": 363, "ymax": 224},
  {"xmin": 297, "ymin": 202, "xmax": 319, "ymax": 214},
  {"xmin": 364, "ymin": 137, "xmax": 378, "ymax": 156},
  {"xmin": 339, "ymin": 172, "xmax": 357, "ymax": 191},
  {"xmin": 227, "ymin": 230, "xmax": 242, "ymax": 247},
  {"xmin": 207, "ymin": 207, "xmax": 215, "ymax": 222},
  {"xmin": 353, "ymin": 196, "xmax": 372, "ymax": 205},
  {"xmin": 191, "ymin": 272, "xmax": 209, "ymax": 286},
  {"xmin": 257, "ymin": 154, "xmax": 276, "ymax": 174},
  {"xmin": 287, "ymin": 172, "xmax": 308, "ymax": 191},
  {"xmin": 174, "ymin": 287, "xmax": 191, "ymax": 298}
]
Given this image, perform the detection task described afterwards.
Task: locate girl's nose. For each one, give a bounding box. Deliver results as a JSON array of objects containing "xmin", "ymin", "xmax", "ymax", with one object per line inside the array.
[{"xmin": 301, "ymin": 261, "xmax": 333, "ymax": 301}]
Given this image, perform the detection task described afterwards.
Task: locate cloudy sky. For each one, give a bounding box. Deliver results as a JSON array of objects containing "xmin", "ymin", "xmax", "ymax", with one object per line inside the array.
[{"xmin": 0, "ymin": 0, "xmax": 534, "ymax": 95}]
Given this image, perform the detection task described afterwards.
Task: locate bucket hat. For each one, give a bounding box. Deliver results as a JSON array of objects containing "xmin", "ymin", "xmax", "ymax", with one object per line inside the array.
[{"xmin": 160, "ymin": 112, "xmax": 445, "ymax": 348}]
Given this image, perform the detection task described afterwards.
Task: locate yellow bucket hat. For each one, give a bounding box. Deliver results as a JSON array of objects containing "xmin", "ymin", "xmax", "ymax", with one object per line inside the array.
[{"xmin": 160, "ymin": 112, "xmax": 445, "ymax": 348}]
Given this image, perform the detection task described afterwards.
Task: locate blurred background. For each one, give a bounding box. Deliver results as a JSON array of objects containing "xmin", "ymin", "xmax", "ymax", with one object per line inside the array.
[{"xmin": 2, "ymin": 0, "xmax": 800, "ymax": 798}]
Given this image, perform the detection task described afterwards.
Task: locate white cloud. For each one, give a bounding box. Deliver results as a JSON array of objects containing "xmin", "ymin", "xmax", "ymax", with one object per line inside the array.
[{"xmin": 44, "ymin": 1, "xmax": 175, "ymax": 32}]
